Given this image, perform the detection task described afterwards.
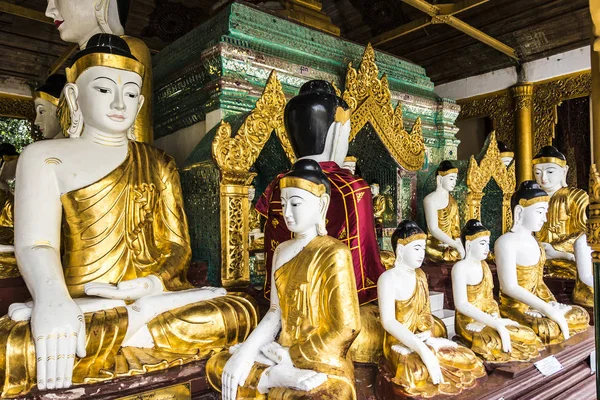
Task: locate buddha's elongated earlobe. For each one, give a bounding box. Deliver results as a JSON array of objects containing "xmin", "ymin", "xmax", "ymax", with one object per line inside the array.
[{"xmin": 65, "ymin": 84, "xmax": 83, "ymax": 138}]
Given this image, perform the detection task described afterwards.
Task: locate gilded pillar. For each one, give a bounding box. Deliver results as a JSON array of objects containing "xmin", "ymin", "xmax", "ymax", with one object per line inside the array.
[
  {"xmin": 220, "ymin": 172, "xmax": 256, "ymax": 288},
  {"xmin": 511, "ymin": 83, "xmax": 534, "ymax": 184}
]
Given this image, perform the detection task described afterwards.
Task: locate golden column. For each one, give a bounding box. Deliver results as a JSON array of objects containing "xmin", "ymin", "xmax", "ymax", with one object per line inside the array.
[{"xmin": 511, "ymin": 83, "xmax": 534, "ymax": 184}]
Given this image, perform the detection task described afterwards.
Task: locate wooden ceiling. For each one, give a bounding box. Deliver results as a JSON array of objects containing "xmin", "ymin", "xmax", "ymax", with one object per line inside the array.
[{"xmin": 0, "ymin": 0, "xmax": 592, "ymax": 88}]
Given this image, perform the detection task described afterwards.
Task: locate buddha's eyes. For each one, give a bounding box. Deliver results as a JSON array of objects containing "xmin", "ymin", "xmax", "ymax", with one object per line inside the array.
[{"xmin": 94, "ymin": 86, "xmax": 111, "ymax": 94}]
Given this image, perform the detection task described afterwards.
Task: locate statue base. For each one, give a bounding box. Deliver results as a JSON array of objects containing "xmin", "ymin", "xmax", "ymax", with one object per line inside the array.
[{"xmin": 377, "ymin": 327, "xmax": 595, "ymax": 399}]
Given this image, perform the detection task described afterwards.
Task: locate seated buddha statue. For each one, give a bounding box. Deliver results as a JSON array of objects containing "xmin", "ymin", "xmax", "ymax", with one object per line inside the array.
[
  {"xmin": 0, "ymin": 144, "xmax": 18, "ymax": 279},
  {"xmin": 45, "ymin": 0, "xmax": 153, "ymax": 143},
  {"xmin": 533, "ymin": 146, "xmax": 594, "ymax": 308},
  {"xmin": 378, "ymin": 220, "xmax": 485, "ymax": 398},
  {"xmin": 424, "ymin": 161, "xmax": 465, "ymax": 263},
  {"xmin": 248, "ymin": 186, "xmax": 265, "ymax": 251},
  {"xmin": 207, "ymin": 159, "xmax": 361, "ymax": 400},
  {"xmin": 0, "ymin": 34, "xmax": 257, "ymax": 398},
  {"xmin": 498, "ymin": 141, "xmax": 514, "ymax": 167},
  {"xmin": 343, "ymin": 155, "xmax": 357, "ymax": 175},
  {"xmin": 256, "ymin": 80, "xmax": 385, "ymax": 304},
  {"xmin": 33, "ymin": 74, "xmax": 67, "ymax": 140},
  {"xmin": 452, "ymin": 219, "xmax": 543, "ymax": 362},
  {"xmin": 495, "ymin": 181, "xmax": 589, "ymax": 345}
]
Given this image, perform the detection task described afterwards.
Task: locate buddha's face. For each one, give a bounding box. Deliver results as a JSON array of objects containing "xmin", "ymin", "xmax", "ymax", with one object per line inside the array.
[
  {"xmin": 248, "ymin": 187, "xmax": 256, "ymax": 202},
  {"xmin": 534, "ymin": 162, "xmax": 566, "ymax": 192},
  {"xmin": 466, "ymin": 236, "xmax": 490, "ymax": 261},
  {"xmin": 34, "ymin": 98, "xmax": 61, "ymax": 139},
  {"xmin": 343, "ymin": 160, "xmax": 356, "ymax": 175},
  {"xmin": 516, "ymin": 202, "xmax": 548, "ymax": 232},
  {"xmin": 72, "ymin": 66, "xmax": 143, "ymax": 136},
  {"xmin": 281, "ymin": 187, "xmax": 326, "ymax": 234},
  {"xmin": 397, "ymin": 239, "xmax": 426, "ymax": 270},
  {"xmin": 501, "ymin": 156, "xmax": 513, "ymax": 167},
  {"xmin": 438, "ymin": 173, "xmax": 457, "ymax": 192},
  {"xmin": 370, "ymin": 184, "xmax": 380, "ymax": 197}
]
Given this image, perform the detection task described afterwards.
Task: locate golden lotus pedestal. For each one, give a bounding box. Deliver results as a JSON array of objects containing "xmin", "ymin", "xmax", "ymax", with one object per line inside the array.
[{"xmin": 376, "ymin": 327, "xmax": 595, "ymax": 400}]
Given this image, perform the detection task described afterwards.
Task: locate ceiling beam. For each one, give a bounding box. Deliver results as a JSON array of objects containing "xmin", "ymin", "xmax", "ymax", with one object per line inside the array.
[
  {"xmin": 47, "ymin": 44, "xmax": 78, "ymax": 76},
  {"xmin": 0, "ymin": 2, "xmax": 53, "ymax": 25}
]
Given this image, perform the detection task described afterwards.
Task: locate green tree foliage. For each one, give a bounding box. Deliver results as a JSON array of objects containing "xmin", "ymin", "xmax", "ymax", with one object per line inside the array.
[{"xmin": 0, "ymin": 117, "xmax": 33, "ymax": 153}]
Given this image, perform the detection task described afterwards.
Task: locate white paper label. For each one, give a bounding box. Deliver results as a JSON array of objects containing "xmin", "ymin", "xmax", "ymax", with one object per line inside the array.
[
  {"xmin": 534, "ymin": 355, "xmax": 563, "ymax": 377},
  {"xmin": 591, "ymin": 350, "xmax": 596, "ymax": 374}
]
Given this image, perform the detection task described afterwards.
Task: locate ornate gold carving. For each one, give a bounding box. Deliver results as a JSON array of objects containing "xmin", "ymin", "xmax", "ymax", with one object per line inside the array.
[
  {"xmin": 466, "ymin": 132, "xmax": 516, "ymax": 233},
  {"xmin": 588, "ymin": 164, "xmax": 600, "ymax": 262},
  {"xmin": 457, "ymin": 90, "xmax": 514, "ymax": 148},
  {"xmin": 342, "ymin": 44, "xmax": 425, "ymax": 171},
  {"xmin": 512, "ymin": 84, "xmax": 534, "ymax": 110},
  {"xmin": 212, "ymin": 71, "xmax": 291, "ymax": 287},
  {"xmin": 0, "ymin": 93, "xmax": 35, "ymax": 121},
  {"xmin": 533, "ymin": 71, "xmax": 591, "ymax": 153}
]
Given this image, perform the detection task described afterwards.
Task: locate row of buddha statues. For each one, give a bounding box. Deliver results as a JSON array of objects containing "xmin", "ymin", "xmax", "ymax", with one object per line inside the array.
[{"xmin": 0, "ymin": 0, "xmax": 592, "ymax": 396}]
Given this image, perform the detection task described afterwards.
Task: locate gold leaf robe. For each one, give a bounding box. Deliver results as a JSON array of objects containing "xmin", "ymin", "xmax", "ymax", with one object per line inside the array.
[
  {"xmin": 207, "ymin": 235, "xmax": 361, "ymax": 399},
  {"xmin": 499, "ymin": 243, "xmax": 589, "ymax": 345},
  {"xmin": 426, "ymin": 195, "xmax": 461, "ymax": 263},
  {"xmin": 0, "ymin": 142, "xmax": 258, "ymax": 398},
  {"xmin": 0, "ymin": 189, "xmax": 17, "ymax": 279},
  {"xmin": 455, "ymin": 261, "xmax": 543, "ymax": 362},
  {"xmin": 384, "ymin": 269, "xmax": 485, "ymax": 398}
]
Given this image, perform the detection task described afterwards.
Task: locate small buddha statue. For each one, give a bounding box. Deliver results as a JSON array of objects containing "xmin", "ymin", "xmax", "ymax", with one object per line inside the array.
[
  {"xmin": 248, "ymin": 186, "xmax": 265, "ymax": 251},
  {"xmin": 452, "ymin": 219, "xmax": 543, "ymax": 362},
  {"xmin": 256, "ymin": 80, "xmax": 384, "ymax": 304},
  {"xmin": 424, "ymin": 160, "xmax": 464, "ymax": 263},
  {"xmin": 45, "ymin": 0, "xmax": 153, "ymax": 143},
  {"xmin": 533, "ymin": 146, "xmax": 594, "ymax": 307},
  {"xmin": 498, "ymin": 141, "xmax": 514, "ymax": 167},
  {"xmin": 495, "ymin": 181, "xmax": 589, "ymax": 345},
  {"xmin": 371, "ymin": 180, "xmax": 386, "ymax": 225},
  {"xmin": 343, "ymin": 155, "xmax": 357, "ymax": 175},
  {"xmin": 0, "ymin": 144, "xmax": 18, "ymax": 279},
  {"xmin": 207, "ymin": 159, "xmax": 361, "ymax": 400},
  {"xmin": 0, "ymin": 34, "xmax": 256, "ymax": 397},
  {"xmin": 378, "ymin": 220, "xmax": 485, "ymax": 398},
  {"xmin": 33, "ymin": 74, "xmax": 67, "ymax": 140}
]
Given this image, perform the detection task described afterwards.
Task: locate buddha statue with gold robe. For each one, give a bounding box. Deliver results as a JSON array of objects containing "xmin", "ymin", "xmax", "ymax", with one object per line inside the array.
[
  {"xmin": 208, "ymin": 159, "xmax": 361, "ymax": 400},
  {"xmin": 424, "ymin": 161, "xmax": 464, "ymax": 263},
  {"xmin": 0, "ymin": 34, "xmax": 256, "ymax": 398},
  {"xmin": 495, "ymin": 181, "xmax": 589, "ymax": 345},
  {"xmin": 33, "ymin": 74, "xmax": 67, "ymax": 140},
  {"xmin": 378, "ymin": 220, "xmax": 485, "ymax": 398},
  {"xmin": 533, "ymin": 146, "xmax": 594, "ymax": 308},
  {"xmin": 45, "ymin": 0, "xmax": 153, "ymax": 143},
  {"xmin": 452, "ymin": 219, "xmax": 543, "ymax": 362},
  {"xmin": 0, "ymin": 144, "xmax": 18, "ymax": 279}
]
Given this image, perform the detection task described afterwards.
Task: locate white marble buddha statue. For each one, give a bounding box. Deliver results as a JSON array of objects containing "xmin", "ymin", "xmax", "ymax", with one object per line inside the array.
[
  {"xmin": 378, "ymin": 220, "xmax": 485, "ymax": 398},
  {"xmin": 207, "ymin": 159, "xmax": 361, "ymax": 400},
  {"xmin": 33, "ymin": 74, "xmax": 67, "ymax": 140},
  {"xmin": 498, "ymin": 141, "xmax": 514, "ymax": 167},
  {"xmin": 343, "ymin": 155, "xmax": 357, "ymax": 175},
  {"xmin": 0, "ymin": 34, "xmax": 257, "ymax": 398},
  {"xmin": 533, "ymin": 146, "xmax": 594, "ymax": 308},
  {"xmin": 495, "ymin": 181, "xmax": 589, "ymax": 345},
  {"xmin": 452, "ymin": 219, "xmax": 543, "ymax": 362},
  {"xmin": 45, "ymin": 0, "xmax": 153, "ymax": 143},
  {"xmin": 424, "ymin": 160, "xmax": 464, "ymax": 263}
]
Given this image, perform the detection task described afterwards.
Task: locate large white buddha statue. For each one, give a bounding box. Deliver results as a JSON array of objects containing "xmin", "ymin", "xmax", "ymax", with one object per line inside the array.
[
  {"xmin": 0, "ymin": 34, "xmax": 256, "ymax": 398},
  {"xmin": 207, "ymin": 159, "xmax": 361, "ymax": 400},
  {"xmin": 452, "ymin": 219, "xmax": 543, "ymax": 362},
  {"xmin": 378, "ymin": 220, "xmax": 485, "ymax": 398},
  {"xmin": 424, "ymin": 160, "xmax": 465, "ymax": 263},
  {"xmin": 533, "ymin": 146, "xmax": 594, "ymax": 308},
  {"xmin": 495, "ymin": 181, "xmax": 589, "ymax": 345},
  {"xmin": 33, "ymin": 74, "xmax": 67, "ymax": 140},
  {"xmin": 45, "ymin": 0, "xmax": 153, "ymax": 143}
]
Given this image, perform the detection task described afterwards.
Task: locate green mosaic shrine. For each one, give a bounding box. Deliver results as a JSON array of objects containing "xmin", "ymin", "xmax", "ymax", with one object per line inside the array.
[{"xmin": 153, "ymin": 1, "xmax": 463, "ymax": 281}]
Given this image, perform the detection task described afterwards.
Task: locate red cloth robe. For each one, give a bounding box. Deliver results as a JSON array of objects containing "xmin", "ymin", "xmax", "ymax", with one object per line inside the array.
[{"xmin": 256, "ymin": 161, "xmax": 384, "ymax": 304}]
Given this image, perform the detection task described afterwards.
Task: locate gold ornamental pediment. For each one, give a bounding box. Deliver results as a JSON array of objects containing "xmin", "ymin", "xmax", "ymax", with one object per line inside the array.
[{"xmin": 342, "ymin": 43, "xmax": 425, "ymax": 171}]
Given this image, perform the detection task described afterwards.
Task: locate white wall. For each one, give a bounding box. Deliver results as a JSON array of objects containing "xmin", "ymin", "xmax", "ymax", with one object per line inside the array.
[{"xmin": 435, "ymin": 46, "xmax": 591, "ymax": 101}]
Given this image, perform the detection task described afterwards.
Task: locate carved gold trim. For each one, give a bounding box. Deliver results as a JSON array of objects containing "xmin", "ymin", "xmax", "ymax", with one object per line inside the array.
[
  {"xmin": 466, "ymin": 132, "xmax": 516, "ymax": 233},
  {"xmin": 212, "ymin": 71, "xmax": 293, "ymax": 287},
  {"xmin": 0, "ymin": 92, "xmax": 35, "ymax": 121},
  {"xmin": 457, "ymin": 89, "xmax": 514, "ymax": 148},
  {"xmin": 588, "ymin": 163, "xmax": 600, "ymax": 262},
  {"xmin": 342, "ymin": 44, "xmax": 425, "ymax": 171},
  {"xmin": 532, "ymin": 71, "xmax": 590, "ymax": 153}
]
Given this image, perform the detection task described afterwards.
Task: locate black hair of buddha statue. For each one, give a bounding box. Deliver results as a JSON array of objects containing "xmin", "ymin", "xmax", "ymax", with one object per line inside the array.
[
  {"xmin": 510, "ymin": 180, "xmax": 548, "ymax": 212},
  {"xmin": 0, "ymin": 143, "xmax": 18, "ymax": 157},
  {"xmin": 116, "ymin": 0, "xmax": 131, "ymax": 27},
  {"xmin": 72, "ymin": 33, "xmax": 138, "ymax": 64},
  {"xmin": 436, "ymin": 160, "xmax": 456, "ymax": 176},
  {"xmin": 391, "ymin": 220, "xmax": 425, "ymax": 252},
  {"xmin": 284, "ymin": 80, "xmax": 350, "ymax": 159},
  {"xmin": 533, "ymin": 145, "xmax": 566, "ymax": 163},
  {"xmin": 35, "ymin": 74, "xmax": 67, "ymax": 99},
  {"xmin": 284, "ymin": 159, "xmax": 331, "ymax": 196},
  {"xmin": 497, "ymin": 141, "xmax": 510, "ymax": 153},
  {"xmin": 460, "ymin": 219, "xmax": 489, "ymax": 246}
]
